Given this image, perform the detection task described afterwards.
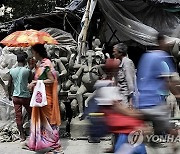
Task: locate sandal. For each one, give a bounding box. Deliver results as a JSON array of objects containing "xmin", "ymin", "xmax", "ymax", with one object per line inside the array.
[
  {"xmin": 20, "ymin": 137, "xmax": 26, "ymax": 142},
  {"xmin": 78, "ymin": 113, "xmax": 84, "ymax": 121},
  {"xmin": 61, "ymin": 132, "xmax": 71, "ymax": 138},
  {"xmin": 21, "ymin": 143, "xmax": 29, "ymax": 150},
  {"xmin": 45, "ymin": 150, "xmax": 64, "ymax": 154},
  {"xmin": 45, "ymin": 147, "xmax": 64, "ymax": 154},
  {"xmin": 19, "ymin": 132, "xmax": 26, "ymax": 142}
]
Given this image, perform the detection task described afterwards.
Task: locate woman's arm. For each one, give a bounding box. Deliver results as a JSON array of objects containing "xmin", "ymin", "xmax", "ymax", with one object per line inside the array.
[
  {"xmin": 28, "ymin": 67, "xmax": 55, "ymax": 90},
  {"xmin": 43, "ymin": 70, "xmax": 55, "ymax": 84},
  {"xmin": 31, "ymin": 70, "xmax": 55, "ymax": 85}
]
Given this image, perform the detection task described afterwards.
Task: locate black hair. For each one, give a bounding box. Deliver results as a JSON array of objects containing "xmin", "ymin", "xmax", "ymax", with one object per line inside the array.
[
  {"xmin": 32, "ymin": 44, "xmax": 48, "ymax": 58},
  {"xmin": 17, "ymin": 52, "xmax": 28, "ymax": 63}
]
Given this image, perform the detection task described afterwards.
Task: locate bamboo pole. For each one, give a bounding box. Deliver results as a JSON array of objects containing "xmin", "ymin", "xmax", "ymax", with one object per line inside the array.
[{"xmin": 78, "ymin": 0, "xmax": 91, "ymax": 57}]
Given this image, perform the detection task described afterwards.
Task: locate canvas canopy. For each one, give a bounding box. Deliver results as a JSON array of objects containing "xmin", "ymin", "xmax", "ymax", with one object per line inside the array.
[
  {"xmin": 98, "ymin": 0, "xmax": 180, "ymax": 45},
  {"xmin": 67, "ymin": 0, "xmax": 180, "ymax": 46},
  {"xmin": 1, "ymin": 0, "xmax": 180, "ymax": 46},
  {"xmin": 148, "ymin": 0, "xmax": 180, "ymax": 4}
]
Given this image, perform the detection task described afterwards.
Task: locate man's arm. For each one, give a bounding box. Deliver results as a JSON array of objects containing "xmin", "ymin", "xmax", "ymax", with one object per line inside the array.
[
  {"xmin": 7, "ymin": 75, "xmax": 13, "ymax": 100},
  {"xmin": 124, "ymin": 59, "xmax": 135, "ymax": 105},
  {"xmin": 28, "ymin": 70, "xmax": 33, "ymax": 83},
  {"xmin": 124, "ymin": 60, "xmax": 135, "ymax": 93},
  {"xmin": 112, "ymin": 101, "xmax": 144, "ymax": 119}
]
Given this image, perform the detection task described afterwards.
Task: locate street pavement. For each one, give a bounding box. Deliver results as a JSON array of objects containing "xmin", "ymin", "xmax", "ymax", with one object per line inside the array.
[
  {"xmin": 0, "ymin": 139, "xmax": 111, "ymax": 154},
  {"xmin": 0, "ymin": 138, "xmax": 180, "ymax": 154},
  {"xmin": 0, "ymin": 117, "xmax": 180, "ymax": 154}
]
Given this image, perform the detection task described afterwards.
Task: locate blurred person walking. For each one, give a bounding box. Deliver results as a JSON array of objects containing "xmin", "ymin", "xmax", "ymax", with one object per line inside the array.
[
  {"xmin": 8, "ymin": 52, "xmax": 32, "ymax": 141},
  {"xmin": 112, "ymin": 34, "xmax": 180, "ymax": 153},
  {"xmin": 113, "ymin": 43, "xmax": 135, "ymax": 107},
  {"xmin": 90, "ymin": 59, "xmax": 146, "ymax": 154},
  {"xmin": 136, "ymin": 34, "xmax": 180, "ymax": 136},
  {"xmin": 86, "ymin": 58, "xmax": 121, "ymax": 143},
  {"xmin": 27, "ymin": 44, "xmax": 62, "ymax": 153}
]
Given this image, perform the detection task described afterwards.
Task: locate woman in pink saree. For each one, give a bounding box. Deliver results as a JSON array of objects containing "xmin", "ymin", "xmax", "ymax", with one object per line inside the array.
[{"xmin": 27, "ymin": 44, "xmax": 62, "ymax": 153}]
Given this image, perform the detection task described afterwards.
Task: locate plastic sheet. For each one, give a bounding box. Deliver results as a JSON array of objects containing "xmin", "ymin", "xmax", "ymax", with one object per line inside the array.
[
  {"xmin": 98, "ymin": 0, "xmax": 158, "ymax": 45},
  {"xmin": 98, "ymin": 0, "xmax": 180, "ymax": 45},
  {"xmin": 41, "ymin": 27, "xmax": 77, "ymax": 53},
  {"xmin": 148, "ymin": 0, "xmax": 180, "ymax": 4}
]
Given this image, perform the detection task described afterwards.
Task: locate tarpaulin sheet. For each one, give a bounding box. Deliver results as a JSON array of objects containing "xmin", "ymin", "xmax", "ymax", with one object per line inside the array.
[{"xmin": 98, "ymin": 0, "xmax": 180, "ymax": 45}]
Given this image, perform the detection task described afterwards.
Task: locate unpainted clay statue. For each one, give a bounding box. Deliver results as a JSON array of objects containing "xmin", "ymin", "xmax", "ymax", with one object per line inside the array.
[
  {"xmin": 92, "ymin": 38, "xmax": 101, "ymax": 51},
  {"xmin": 47, "ymin": 45, "xmax": 68, "ymax": 91},
  {"xmin": 45, "ymin": 44, "xmax": 73, "ymax": 64},
  {"xmin": 72, "ymin": 50, "xmax": 105, "ymax": 119},
  {"xmin": 61, "ymin": 53, "xmax": 78, "ymax": 91},
  {"xmin": 84, "ymin": 51, "xmax": 106, "ymax": 107},
  {"xmin": 0, "ymin": 47, "xmax": 17, "ymax": 81}
]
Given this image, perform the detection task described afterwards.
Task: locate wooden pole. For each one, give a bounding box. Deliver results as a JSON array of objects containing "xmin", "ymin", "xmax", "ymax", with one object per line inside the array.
[{"xmin": 79, "ymin": 0, "xmax": 91, "ymax": 56}]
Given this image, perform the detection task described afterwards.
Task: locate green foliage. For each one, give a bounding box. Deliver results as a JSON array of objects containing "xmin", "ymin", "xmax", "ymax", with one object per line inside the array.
[
  {"xmin": 0, "ymin": 0, "xmax": 74, "ymax": 22},
  {"xmin": 1, "ymin": 0, "xmax": 57, "ymax": 22},
  {"xmin": 0, "ymin": 5, "xmax": 13, "ymax": 22}
]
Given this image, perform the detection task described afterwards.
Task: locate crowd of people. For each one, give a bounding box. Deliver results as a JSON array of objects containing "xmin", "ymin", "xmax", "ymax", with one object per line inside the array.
[
  {"xmin": 85, "ymin": 33, "xmax": 180, "ymax": 154},
  {"xmin": 1, "ymin": 33, "xmax": 180, "ymax": 154},
  {"xmin": 109, "ymin": 34, "xmax": 179, "ymax": 153}
]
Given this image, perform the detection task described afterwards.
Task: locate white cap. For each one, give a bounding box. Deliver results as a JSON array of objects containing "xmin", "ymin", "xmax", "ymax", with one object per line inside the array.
[{"xmin": 95, "ymin": 86, "xmax": 123, "ymax": 105}]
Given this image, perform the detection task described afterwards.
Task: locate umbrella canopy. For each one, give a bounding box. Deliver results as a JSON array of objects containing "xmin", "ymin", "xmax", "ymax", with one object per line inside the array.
[{"xmin": 0, "ymin": 29, "xmax": 58, "ymax": 47}]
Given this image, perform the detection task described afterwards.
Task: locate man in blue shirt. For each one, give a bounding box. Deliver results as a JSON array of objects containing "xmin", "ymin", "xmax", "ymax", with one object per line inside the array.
[
  {"xmin": 8, "ymin": 52, "xmax": 32, "ymax": 141},
  {"xmin": 137, "ymin": 34, "xmax": 179, "ymax": 135}
]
